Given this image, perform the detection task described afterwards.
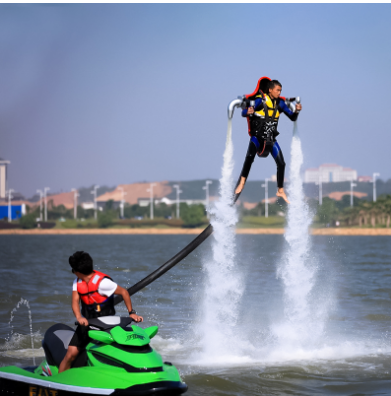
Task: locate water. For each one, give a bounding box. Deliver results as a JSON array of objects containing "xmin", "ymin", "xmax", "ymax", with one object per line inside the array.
[
  {"xmin": 1, "ymin": 235, "xmax": 391, "ymax": 395},
  {"xmin": 196, "ymin": 119, "xmax": 244, "ymax": 363},
  {"xmin": 8, "ymin": 298, "xmax": 36, "ymax": 365},
  {"xmin": 273, "ymin": 125, "xmax": 330, "ymax": 350}
]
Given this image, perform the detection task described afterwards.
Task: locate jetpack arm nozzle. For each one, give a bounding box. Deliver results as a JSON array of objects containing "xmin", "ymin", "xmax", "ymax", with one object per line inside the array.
[
  {"xmin": 285, "ymin": 96, "xmax": 301, "ymax": 112},
  {"xmin": 227, "ymin": 97, "xmax": 244, "ymax": 120}
]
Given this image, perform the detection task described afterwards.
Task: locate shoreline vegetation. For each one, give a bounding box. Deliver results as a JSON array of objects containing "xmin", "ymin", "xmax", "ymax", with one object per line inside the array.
[
  {"xmin": 1, "ymin": 228, "xmax": 391, "ymax": 235},
  {"xmin": 5, "ymin": 192, "xmax": 391, "ymax": 236},
  {"xmin": 6, "ymin": 193, "xmax": 391, "ymax": 234}
]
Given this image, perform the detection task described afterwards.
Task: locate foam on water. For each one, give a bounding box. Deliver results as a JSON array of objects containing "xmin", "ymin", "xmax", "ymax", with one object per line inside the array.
[
  {"xmin": 151, "ymin": 335, "xmax": 183, "ymax": 353},
  {"xmin": 0, "ymin": 331, "xmax": 44, "ymax": 362}
]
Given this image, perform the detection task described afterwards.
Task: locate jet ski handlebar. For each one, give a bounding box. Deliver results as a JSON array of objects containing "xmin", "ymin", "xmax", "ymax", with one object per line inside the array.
[{"xmin": 75, "ymin": 316, "xmax": 134, "ymax": 329}]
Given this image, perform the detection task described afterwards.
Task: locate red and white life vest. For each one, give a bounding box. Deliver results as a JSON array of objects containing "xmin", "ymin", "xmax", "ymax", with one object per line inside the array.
[{"xmin": 76, "ymin": 271, "xmax": 112, "ymax": 306}]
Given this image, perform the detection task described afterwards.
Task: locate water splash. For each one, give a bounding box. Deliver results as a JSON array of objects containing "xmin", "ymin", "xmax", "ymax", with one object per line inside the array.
[
  {"xmin": 196, "ymin": 119, "xmax": 244, "ymax": 362},
  {"xmin": 274, "ymin": 123, "xmax": 325, "ymax": 347},
  {"xmin": 8, "ymin": 298, "xmax": 36, "ymax": 365}
]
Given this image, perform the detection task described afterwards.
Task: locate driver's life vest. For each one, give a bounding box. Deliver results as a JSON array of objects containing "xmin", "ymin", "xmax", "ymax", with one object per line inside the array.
[{"xmin": 76, "ymin": 271, "xmax": 116, "ymax": 319}]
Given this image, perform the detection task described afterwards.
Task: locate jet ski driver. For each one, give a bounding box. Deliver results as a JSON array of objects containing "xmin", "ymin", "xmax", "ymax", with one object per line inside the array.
[
  {"xmin": 235, "ymin": 78, "xmax": 302, "ymax": 204},
  {"xmin": 59, "ymin": 251, "xmax": 143, "ymax": 373}
]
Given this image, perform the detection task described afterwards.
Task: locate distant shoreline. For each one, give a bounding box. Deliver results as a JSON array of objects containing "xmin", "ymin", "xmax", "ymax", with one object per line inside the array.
[{"xmin": 1, "ymin": 228, "xmax": 391, "ymax": 235}]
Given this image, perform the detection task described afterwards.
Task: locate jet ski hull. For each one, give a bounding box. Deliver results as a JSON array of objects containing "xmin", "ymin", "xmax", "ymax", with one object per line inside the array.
[{"xmin": 0, "ymin": 369, "xmax": 187, "ymax": 395}]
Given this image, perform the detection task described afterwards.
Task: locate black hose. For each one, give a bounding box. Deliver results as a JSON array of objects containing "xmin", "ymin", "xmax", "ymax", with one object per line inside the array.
[
  {"xmin": 113, "ymin": 224, "xmax": 214, "ymax": 304},
  {"xmin": 114, "ymin": 179, "xmax": 243, "ymax": 305}
]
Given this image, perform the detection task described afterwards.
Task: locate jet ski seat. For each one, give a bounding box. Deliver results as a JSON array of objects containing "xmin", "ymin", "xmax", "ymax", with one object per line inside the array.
[{"xmin": 41, "ymin": 323, "xmax": 86, "ymax": 368}]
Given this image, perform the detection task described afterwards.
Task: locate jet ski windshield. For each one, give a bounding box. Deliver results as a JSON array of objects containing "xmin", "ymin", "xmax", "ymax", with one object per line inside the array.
[{"xmin": 86, "ymin": 316, "xmax": 133, "ymax": 331}]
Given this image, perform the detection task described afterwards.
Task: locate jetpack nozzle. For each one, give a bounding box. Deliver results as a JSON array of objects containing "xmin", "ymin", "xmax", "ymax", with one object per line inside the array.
[
  {"xmin": 227, "ymin": 96, "xmax": 244, "ymax": 120},
  {"xmin": 285, "ymin": 96, "xmax": 301, "ymax": 112}
]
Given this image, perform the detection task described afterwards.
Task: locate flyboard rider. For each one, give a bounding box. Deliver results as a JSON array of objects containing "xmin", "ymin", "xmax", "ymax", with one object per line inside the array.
[
  {"xmin": 234, "ymin": 77, "xmax": 302, "ymax": 204},
  {"xmin": 59, "ymin": 251, "xmax": 143, "ymax": 373}
]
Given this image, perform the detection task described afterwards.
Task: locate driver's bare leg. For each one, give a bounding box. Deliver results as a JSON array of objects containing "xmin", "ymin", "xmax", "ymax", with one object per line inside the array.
[{"xmin": 59, "ymin": 346, "xmax": 79, "ymax": 373}]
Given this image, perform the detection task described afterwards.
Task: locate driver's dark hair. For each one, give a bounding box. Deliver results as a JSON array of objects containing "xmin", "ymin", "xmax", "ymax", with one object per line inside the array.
[
  {"xmin": 268, "ymin": 80, "xmax": 282, "ymax": 92},
  {"xmin": 69, "ymin": 251, "xmax": 93, "ymax": 275}
]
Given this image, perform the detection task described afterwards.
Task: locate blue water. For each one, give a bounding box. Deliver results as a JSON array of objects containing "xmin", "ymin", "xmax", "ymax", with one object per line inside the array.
[{"xmin": 1, "ymin": 234, "xmax": 391, "ymax": 395}]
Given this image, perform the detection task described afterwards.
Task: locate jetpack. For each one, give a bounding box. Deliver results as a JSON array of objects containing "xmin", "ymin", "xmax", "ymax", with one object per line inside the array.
[
  {"xmin": 227, "ymin": 76, "xmax": 301, "ymax": 119},
  {"xmin": 228, "ymin": 76, "xmax": 271, "ymax": 119},
  {"xmin": 227, "ymin": 76, "xmax": 301, "ymax": 160}
]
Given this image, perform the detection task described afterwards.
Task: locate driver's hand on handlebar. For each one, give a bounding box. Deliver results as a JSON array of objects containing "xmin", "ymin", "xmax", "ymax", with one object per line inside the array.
[
  {"xmin": 296, "ymin": 103, "xmax": 302, "ymax": 112},
  {"xmin": 76, "ymin": 317, "xmax": 89, "ymax": 326},
  {"xmin": 247, "ymin": 107, "xmax": 254, "ymax": 115},
  {"xmin": 130, "ymin": 314, "xmax": 143, "ymax": 323}
]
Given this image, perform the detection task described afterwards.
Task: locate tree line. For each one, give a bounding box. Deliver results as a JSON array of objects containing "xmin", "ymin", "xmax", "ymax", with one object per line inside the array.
[
  {"xmin": 16, "ymin": 194, "xmax": 391, "ymax": 229},
  {"xmin": 18, "ymin": 199, "xmax": 207, "ymax": 228},
  {"xmin": 240, "ymin": 194, "xmax": 391, "ymax": 228}
]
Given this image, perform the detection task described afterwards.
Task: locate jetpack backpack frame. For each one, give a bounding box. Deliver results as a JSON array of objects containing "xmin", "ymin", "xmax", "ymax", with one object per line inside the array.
[
  {"xmin": 227, "ymin": 76, "xmax": 301, "ymax": 158},
  {"xmin": 243, "ymin": 76, "xmax": 276, "ymax": 158}
]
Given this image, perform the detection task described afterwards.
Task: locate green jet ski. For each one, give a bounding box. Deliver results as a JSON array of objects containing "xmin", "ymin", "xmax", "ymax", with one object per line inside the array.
[{"xmin": 0, "ymin": 316, "xmax": 188, "ymax": 395}]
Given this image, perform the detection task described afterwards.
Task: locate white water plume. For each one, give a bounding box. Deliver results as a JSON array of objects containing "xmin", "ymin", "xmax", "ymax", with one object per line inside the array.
[
  {"xmin": 274, "ymin": 123, "xmax": 325, "ymax": 347},
  {"xmin": 196, "ymin": 119, "xmax": 244, "ymax": 362},
  {"xmin": 8, "ymin": 298, "xmax": 36, "ymax": 365}
]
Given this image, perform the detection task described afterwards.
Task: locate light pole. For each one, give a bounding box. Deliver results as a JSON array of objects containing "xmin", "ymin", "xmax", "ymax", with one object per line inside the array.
[
  {"xmin": 44, "ymin": 187, "xmax": 50, "ymax": 221},
  {"xmin": 147, "ymin": 183, "xmax": 156, "ymax": 219},
  {"xmin": 262, "ymin": 178, "xmax": 269, "ymax": 218},
  {"xmin": 202, "ymin": 180, "xmax": 212, "ymax": 219},
  {"xmin": 36, "ymin": 190, "xmax": 43, "ymax": 221},
  {"xmin": 350, "ymin": 180, "xmax": 357, "ymax": 207},
  {"xmin": 373, "ymin": 172, "xmax": 380, "ymax": 202},
  {"xmin": 316, "ymin": 174, "xmax": 323, "ymax": 205},
  {"xmin": 118, "ymin": 187, "xmax": 127, "ymax": 218},
  {"xmin": 7, "ymin": 189, "xmax": 14, "ymax": 222},
  {"xmin": 91, "ymin": 185, "xmax": 100, "ymax": 220},
  {"xmin": 173, "ymin": 184, "xmax": 182, "ymax": 219},
  {"xmin": 71, "ymin": 188, "xmax": 79, "ymax": 220}
]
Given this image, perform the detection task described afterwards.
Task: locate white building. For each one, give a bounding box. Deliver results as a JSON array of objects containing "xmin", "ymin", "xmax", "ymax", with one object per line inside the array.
[
  {"xmin": 0, "ymin": 159, "xmax": 10, "ymax": 199},
  {"xmin": 138, "ymin": 197, "xmax": 207, "ymax": 207},
  {"xmin": 305, "ymin": 163, "xmax": 357, "ymax": 183}
]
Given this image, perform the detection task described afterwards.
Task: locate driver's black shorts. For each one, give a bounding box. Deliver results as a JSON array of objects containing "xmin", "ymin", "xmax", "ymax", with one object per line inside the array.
[{"xmin": 69, "ymin": 324, "xmax": 90, "ymax": 350}]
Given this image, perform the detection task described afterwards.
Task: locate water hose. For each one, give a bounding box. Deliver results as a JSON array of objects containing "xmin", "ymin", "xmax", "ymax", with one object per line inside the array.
[{"xmin": 113, "ymin": 224, "xmax": 213, "ymax": 303}]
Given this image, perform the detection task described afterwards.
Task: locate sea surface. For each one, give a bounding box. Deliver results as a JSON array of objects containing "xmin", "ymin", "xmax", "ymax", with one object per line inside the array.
[{"xmin": 1, "ymin": 234, "xmax": 391, "ymax": 395}]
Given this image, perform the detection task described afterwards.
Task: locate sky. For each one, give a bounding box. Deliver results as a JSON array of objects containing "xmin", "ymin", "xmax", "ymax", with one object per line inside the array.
[{"xmin": 1, "ymin": 4, "xmax": 391, "ymax": 198}]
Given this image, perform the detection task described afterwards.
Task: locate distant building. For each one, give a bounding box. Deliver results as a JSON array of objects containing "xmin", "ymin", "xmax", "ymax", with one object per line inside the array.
[
  {"xmin": 0, "ymin": 204, "xmax": 26, "ymax": 220},
  {"xmin": 138, "ymin": 197, "xmax": 207, "ymax": 207},
  {"xmin": 97, "ymin": 182, "xmax": 172, "ymax": 208},
  {"xmin": 305, "ymin": 164, "xmax": 357, "ymax": 183},
  {"xmin": 0, "ymin": 158, "xmax": 10, "ymax": 199},
  {"xmin": 97, "ymin": 182, "xmax": 212, "ymax": 209},
  {"xmin": 327, "ymin": 191, "xmax": 368, "ymax": 201},
  {"xmin": 357, "ymin": 176, "xmax": 372, "ymax": 182},
  {"xmin": 81, "ymin": 202, "xmax": 95, "ymax": 210},
  {"xmin": 270, "ymin": 174, "xmax": 288, "ymax": 183}
]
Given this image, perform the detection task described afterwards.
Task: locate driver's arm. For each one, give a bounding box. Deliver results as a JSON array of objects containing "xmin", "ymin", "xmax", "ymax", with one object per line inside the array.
[
  {"xmin": 72, "ymin": 291, "xmax": 88, "ymax": 325},
  {"xmin": 114, "ymin": 286, "xmax": 143, "ymax": 322}
]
